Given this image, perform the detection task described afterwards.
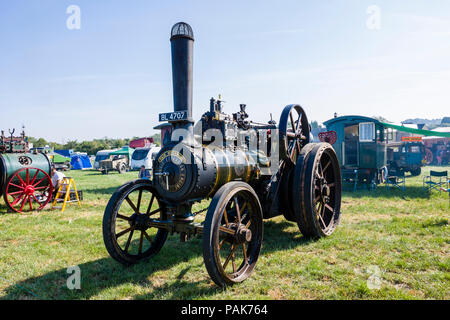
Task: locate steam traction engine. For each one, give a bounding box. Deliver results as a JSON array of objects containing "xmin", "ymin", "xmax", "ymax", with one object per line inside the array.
[
  {"xmin": 103, "ymin": 22, "xmax": 342, "ymax": 287},
  {"xmin": 0, "ymin": 129, "xmax": 53, "ymax": 213}
]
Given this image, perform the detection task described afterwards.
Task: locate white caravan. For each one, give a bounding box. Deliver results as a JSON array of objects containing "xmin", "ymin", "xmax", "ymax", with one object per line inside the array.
[{"xmin": 130, "ymin": 146, "xmax": 161, "ymax": 170}]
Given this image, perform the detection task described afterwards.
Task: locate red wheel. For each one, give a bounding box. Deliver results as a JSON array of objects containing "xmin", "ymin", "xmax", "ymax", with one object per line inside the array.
[{"xmin": 4, "ymin": 167, "xmax": 53, "ymax": 213}]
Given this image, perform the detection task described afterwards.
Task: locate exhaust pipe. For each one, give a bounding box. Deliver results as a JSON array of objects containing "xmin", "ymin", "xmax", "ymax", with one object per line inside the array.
[{"xmin": 170, "ymin": 22, "xmax": 194, "ymax": 124}]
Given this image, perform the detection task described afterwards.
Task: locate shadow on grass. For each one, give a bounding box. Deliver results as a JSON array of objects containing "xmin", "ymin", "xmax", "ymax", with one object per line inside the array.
[
  {"xmin": 343, "ymin": 186, "xmax": 430, "ymax": 199},
  {"xmin": 0, "ymin": 219, "xmax": 311, "ymax": 300},
  {"xmin": 83, "ymin": 170, "xmax": 137, "ymax": 176},
  {"xmin": 83, "ymin": 186, "xmax": 123, "ymax": 196},
  {"xmin": 0, "ymin": 205, "xmax": 7, "ymax": 214}
]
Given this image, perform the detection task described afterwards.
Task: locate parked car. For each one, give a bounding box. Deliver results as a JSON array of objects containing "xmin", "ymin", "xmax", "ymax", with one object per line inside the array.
[
  {"xmin": 130, "ymin": 146, "xmax": 161, "ymax": 171},
  {"xmin": 99, "ymin": 154, "xmax": 129, "ymax": 174},
  {"xmin": 51, "ymin": 153, "xmax": 72, "ymax": 171},
  {"xmin": 94, "ymin": 149, "xmax": 117, "ymax": 170}
]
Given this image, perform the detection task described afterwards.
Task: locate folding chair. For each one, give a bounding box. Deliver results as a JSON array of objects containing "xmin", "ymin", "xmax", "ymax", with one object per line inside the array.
[
  {"xmin": 423, "ymin": 171, "xmax": 449, "ymax": 193},
  {"xmin": 385, "ymin": 167, "xmax": 405, "ymax": 191},
  {"xmin": 342, "ymin": 169, "xmax": 358, "ymax": 192},
  {"xmin": 441, "ymin": 181, "xmax": 450, "ymax": 204}
]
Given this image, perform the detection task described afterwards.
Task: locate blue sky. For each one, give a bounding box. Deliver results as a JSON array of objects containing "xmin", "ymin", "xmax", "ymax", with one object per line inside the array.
[{"xmin": 1, "ymin": 0, "xmax": 449, "ymax": 142}]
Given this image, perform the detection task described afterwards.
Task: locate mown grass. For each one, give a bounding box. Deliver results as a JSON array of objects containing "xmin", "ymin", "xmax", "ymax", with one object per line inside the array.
[{"xmin": 0, "ymin": 166, "xmax": 448, "ymax": 300}]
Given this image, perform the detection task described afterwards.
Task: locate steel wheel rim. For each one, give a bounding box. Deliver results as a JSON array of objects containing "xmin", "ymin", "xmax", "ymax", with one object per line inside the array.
[
  {"xmin": 5, "ymin": 167, "xmax": 53, "ymax": 213},
  {"xmin": 312, "ymin": 149, "xmax": 339, "ymax": 235},
  {"xmin": 279, "ymin": 104, "xmax": 310, "ymax": 164},
  {"xmin": 112, "ymin": 185, "xmax": 167, "ymax": 258},
  {"xmin": 213, "ymin": 189, "xmax": 262, "ymax": 283}
]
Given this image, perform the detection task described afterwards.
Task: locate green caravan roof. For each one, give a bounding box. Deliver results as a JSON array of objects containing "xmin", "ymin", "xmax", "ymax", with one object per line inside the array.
[
  {"xmin": 109, "ymin": 146, "xmax": 135, "ymax": 158},
  {"xmin": 323, "ymin": 115, "xmax": 382, "ymax": 128}
]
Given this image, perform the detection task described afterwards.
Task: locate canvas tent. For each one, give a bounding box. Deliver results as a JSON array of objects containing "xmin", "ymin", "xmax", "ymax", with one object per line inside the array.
[
  {"xmin": 109, "ymin": 146, "xmax": 135, "ymax": 159},
  {"xmin": 54, "ymin": 149, "xmax": 73, "ymax": 158},
  {"xmin": 381, "ymin": 122, "xmax": 450, "ymax": 138},
  {"xmin": 71, "ymin": 153, "xmax": 93, "ymax": 170}
]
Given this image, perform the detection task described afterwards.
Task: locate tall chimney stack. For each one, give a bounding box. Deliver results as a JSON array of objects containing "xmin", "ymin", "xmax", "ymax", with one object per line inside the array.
[{"xmin": 170, "ymin": 22, "xmax": 194, "ymax": 124}]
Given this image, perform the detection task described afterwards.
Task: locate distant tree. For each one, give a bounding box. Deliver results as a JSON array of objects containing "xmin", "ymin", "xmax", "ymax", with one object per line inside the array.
[
  {"xmin": 33, "ymin": 137, "xmax": 49, "ymax": 147},
  {"xmin": 151, "ymin": 133, "xmax": 161, "ymax": 145},
  {"xmin": 372, "ymin": 116, "xmax": 391, "ymax": 123},
  {"xmin": 64, "ymin": 140, "xmax": 78, "ymax": 150},
  {"xmin": 49, "ymin": 142, "xmax": 64, "ymax": 150},
  {"xmin": 310, "ymin": 121, "xmax": 320, "ymax": 130}
]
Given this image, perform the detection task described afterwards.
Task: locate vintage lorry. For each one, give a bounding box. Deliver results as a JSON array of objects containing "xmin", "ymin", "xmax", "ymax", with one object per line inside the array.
[{"xmin": 387, "ymin": 141, "xmax": 426, "ymax": 176}]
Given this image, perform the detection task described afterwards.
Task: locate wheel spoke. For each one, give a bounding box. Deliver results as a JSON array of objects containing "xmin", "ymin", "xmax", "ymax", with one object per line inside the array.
[
  {"xmin": 289, "ymin": 111, "xmax": 296, "ymax": 134},
  {"xmin": 148, "ymin": 208, "xmax": 161, "ymax": 216},
  {"xmin": 125, "ymin": 196, "xmax": 138, "ymax": 213},
  {"xmin": 315, "ymin": 169, "xmax": 322, "ymax": 179},
  {"xmin": 240, "ymin": 201, "xmax": 248, "ymax": 215},
  {"xmin": 322, "ymin": 160, "xmax": 331, "ymax": 174},
  {"xmin": 218, "ymin": 238, "xmax": 227, "ymax": 250},
  {"xmin": 26, "ymin": 169, "xmax": 29, "ymax": 184},
  {"xmin": 242, "ymin": 242, "xmax": 248, "ymax": 262},
  {"xmin": 295, "ymin": 112, "xmax": 303, "ymax": 133},
  {"xmin": 136, "ymin": 189, "xmax": 143, "ymax": 212},
  {"xmin": 234, "ymin": 196, "xmax": 241, "ymax": 223},
  {"xmin": 289, "ymin": 140, "xmax": 297, "ymax": 161},
  {"xmin": 143, "ymin": 230, "xmax": 153, "ymax": 244},
  {"xmin": 8, "ymin": 191, "xmax": 24, "ymax": 196},
  {"xmin": 223, "ymin": 244, "xmax": 236, "ymax": 270},
  {"xmin": 33, "ymin": 177, "xmax": 46, "ymax": 188},
  {"xmin": 19, "ymin": 196, "xmax": 26, "ymax": 212},
  {"xmin": 17, "ymin": 175, "xmax": 26, "ymax": 187},
  {"xmin": 223, "ymin": 209, "xmax": 230, "ymax": 227},
  {"xmin": 124, "ymin": 229, "xmax": 134, "ymax": 252},
  {"xmin": 318, "ymin": 211, "xmax": 326, "ymax": 228},
  {"xmin": 28, "ymin": 195, "xmax": 32, "ymax": 211},
  {"xmin": 324, "ymin": 203, "xmax": 334, "ymax": 213},
  {"xmin": 117, "ymin": 213, "xmax": 130, "ymax": 221},
  {"xmin": 30, "ymin": 170, "xmax": 39, "ymax": 185},
  {"xmin": 317, "ymin": 202, "xmax": 323, "ymax": 215},
  {"xmin": 116, "ymin": 226, "xmax": 135, "ymax": 238},
  {"xmin": 31, "ymin": 194, "xmax": 41, "ymax": 205},
  {"xmin": 8, "ymin": 183, "xmax": 24, "ymax": 190},
  {"xmin": 318, "ymin": 161, "xmax": 324, "ymax": 178},
  {"xmin": 231, "ymin": 250, "xmax": 236, "ymax": 273},
  {"xmin": 146, "ymin": 194, "xmax": 155, "ymax": 215},
  {"xmin": 11, "ymin": 194, "xmax": 25, "ymax": 206}
]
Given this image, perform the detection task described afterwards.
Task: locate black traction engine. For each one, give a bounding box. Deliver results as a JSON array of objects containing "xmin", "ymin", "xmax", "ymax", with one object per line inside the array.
[{"xmin": 103, "ymin": 22, "xmax": 342, "ymax": 287}]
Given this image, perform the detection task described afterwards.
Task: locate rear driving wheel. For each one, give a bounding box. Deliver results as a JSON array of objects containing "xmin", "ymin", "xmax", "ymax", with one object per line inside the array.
[{"xmin": 292, "ymin": 143, "xmax": 342, "ymax": 238}]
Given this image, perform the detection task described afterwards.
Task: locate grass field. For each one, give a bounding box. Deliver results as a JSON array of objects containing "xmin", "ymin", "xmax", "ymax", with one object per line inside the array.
[{"xmin": 0, "ymin": 166, "xmax": 448, "ymax": 300}]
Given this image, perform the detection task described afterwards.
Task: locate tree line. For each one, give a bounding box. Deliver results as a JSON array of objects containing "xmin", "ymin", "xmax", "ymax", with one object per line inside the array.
[{"xmin": 28, "ymin": 134, "xmax": 161, "ymax": 156}]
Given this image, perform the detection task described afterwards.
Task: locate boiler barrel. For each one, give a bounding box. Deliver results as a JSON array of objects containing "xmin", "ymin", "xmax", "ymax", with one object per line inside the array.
[
  {"xmin": 0, "ymin": 153, "xmax": 52, "ymax": 193},
  {"xmin": 153, "ymin": 144, "xmax": 272, "ymax": 202}
]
